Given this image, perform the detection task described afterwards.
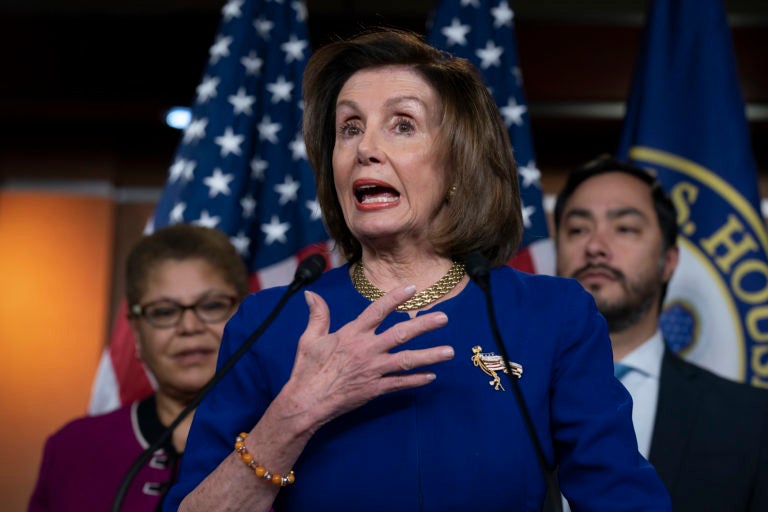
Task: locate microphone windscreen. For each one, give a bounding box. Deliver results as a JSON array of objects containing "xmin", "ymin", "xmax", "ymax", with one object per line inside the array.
[
  {"xmin": 294, "ymin": 253, "xmax": 327, "ymax": 285},
  {"xmin": 464, "ymin": 251, "xmax": 490, "ymax": 284}
]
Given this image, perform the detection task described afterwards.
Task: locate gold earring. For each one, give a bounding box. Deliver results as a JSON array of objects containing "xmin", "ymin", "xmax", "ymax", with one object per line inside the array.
[{"xmin": 447, "ymin": 185, "xmax": 457, "ymax": 201}]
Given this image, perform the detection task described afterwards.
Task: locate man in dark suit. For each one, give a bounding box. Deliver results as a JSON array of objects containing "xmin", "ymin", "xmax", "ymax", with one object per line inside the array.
[{"xmin": 554, "ymin": 155, "xmax": 768, "ymax": 511}]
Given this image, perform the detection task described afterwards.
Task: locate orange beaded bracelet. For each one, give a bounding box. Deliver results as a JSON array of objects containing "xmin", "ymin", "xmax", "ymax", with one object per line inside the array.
[{"xmin": 234, "ymin": 432, "xmax": 296, "ymax": 487}]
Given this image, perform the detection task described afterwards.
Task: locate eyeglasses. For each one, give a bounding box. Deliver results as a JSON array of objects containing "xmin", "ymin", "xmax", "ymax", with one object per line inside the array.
[{"xmin": 130, "ymin": 294, "xmax": 238, "ymax": 328}]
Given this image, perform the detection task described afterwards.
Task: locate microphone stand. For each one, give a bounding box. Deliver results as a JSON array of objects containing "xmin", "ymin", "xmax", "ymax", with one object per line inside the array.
[
  {"xmin": 466, "ymin": 252, "xmax": 562, "ymax": 512},
  {"xmin": 111, "ymin": 254, "xmax": 326, "ymax": 512}
]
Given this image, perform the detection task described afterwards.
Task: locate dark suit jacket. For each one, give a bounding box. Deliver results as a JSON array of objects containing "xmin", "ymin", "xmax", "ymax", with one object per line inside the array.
[{"xmin": 648, "ymin": 348, "xmax": 768, "ymax": 511}]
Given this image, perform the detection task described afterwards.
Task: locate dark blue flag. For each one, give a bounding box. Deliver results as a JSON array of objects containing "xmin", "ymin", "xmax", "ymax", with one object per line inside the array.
[
  {"xmin": 90, "ymin": 0, "xmax": 331, "ymax": 413},
  {"xmin": 618, "ymin": 0, "xmax": 768, "ymax": 386},
  {"xmin": 427, "ymin": 0, "xmax": 553, "ymax": 275}
]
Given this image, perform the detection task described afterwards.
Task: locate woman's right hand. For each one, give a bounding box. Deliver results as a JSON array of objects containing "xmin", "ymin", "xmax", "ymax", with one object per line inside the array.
[{"xmin": 282, "ymin": 284, "xmax": 454, "ymax": 432}]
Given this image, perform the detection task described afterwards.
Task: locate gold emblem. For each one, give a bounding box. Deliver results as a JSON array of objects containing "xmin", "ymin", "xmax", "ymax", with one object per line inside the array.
[{"xmin": 471, "ymin": 345, "xmax": 523, "ymax": 391}]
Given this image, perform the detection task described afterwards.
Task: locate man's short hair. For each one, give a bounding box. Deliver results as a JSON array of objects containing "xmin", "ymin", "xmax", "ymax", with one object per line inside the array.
[{"xmin": 554, "ymin": 155, "xmax": 678, "ymax": 252}]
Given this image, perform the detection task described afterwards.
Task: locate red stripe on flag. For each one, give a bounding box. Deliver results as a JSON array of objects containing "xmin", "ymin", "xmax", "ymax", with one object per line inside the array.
[
  {"xmin": 248, "ymin": 272, "xmax": 263, "ymax": 293},
  {"xmin": 249, "ymin": 241, "xmax": 334, "ymax": 293},
  {"xmin": 506, "ymin": 247, "xmax": 535, "ymax": 274}
]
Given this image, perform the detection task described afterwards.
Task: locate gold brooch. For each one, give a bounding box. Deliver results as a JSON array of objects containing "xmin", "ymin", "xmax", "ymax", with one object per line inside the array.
[{"xmin": 471, "ymin": 345, "xmax": 523, "ymax": 391}]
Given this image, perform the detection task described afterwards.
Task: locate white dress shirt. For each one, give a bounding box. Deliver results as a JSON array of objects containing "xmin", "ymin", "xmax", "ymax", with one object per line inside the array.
[{"xmin": 617, "ymin": 329, "xmax": 664, "ymax": 459}]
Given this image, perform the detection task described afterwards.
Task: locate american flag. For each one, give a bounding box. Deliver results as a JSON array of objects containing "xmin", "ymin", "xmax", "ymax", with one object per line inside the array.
[
  {"xmin": 89, "ymin": 0, "xmax": 331, "ymax": 414},
  {"xmin": 427, "ymin": 0, "xmax": 554, "ymax": 275}
]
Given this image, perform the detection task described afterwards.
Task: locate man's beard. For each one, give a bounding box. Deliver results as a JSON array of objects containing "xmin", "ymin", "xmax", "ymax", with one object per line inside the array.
[
  {"xmin": 573, "ymin": 260, "xmax": 665, "ymax": 333},
  {"xmin": 597, "ymin": 290, "xmax": 656, "ymax": 333}
]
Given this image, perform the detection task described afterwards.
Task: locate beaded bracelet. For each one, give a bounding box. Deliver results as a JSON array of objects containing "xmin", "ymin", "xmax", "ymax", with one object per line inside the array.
[{"xmin": 234, "ymin": 432, "xmax": 296, "ymax": 487}]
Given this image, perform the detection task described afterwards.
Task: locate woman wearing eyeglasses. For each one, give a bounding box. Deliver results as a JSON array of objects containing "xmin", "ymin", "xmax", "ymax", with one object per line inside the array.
[{"xmin": 29, "ymin": 224, "xmax": 249, "ymax": 512}]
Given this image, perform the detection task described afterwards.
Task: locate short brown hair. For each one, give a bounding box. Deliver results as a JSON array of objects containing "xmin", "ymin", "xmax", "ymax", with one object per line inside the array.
[
  {"xmin": 302, "ymin": 28, "xmax": 522, "ymax": 267},
  {"xmin": 125, "ymin": 224, "xmax": 249, "ymax": 306}
]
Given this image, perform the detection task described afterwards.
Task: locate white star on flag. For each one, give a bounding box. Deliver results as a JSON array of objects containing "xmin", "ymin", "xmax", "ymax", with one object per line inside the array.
[
  {"xmin": 254, "ymin": 17, "xmax": 274, "ymax": 40},
  {"xmin": 306, "ymin": 198, "xmax": 322, "ymax": 220},
  {"xmin": 181, "ymin": 161, "xmax": 196, "ymax": 182},
  {"xmin": 500, "ymin": 97, "xmax": 527, "ymax": 127},
  {"xmin": 240, "ymin": 195, "xmax": 257, "ymax": 218},
  {"xmin": 230, "ymin": 231, "xmax": 251, "ymax": 255},
  {"xmin": 209, "ymin": 36, "xmax": 233, "ymax": 64},
  {"xmin": 203, "ymin": 168, "xmax": 235, "ymax": 197},
  {"xmin": 215, "ymin": 127, "xmax": 245, "ymax": 157},
  {"xmin": 282, "ymin": 35, "xmax": 308, "ymax": 63},
  {"xmin": 222, "ymin": 0, "xmax": 244, "ymax": 22},
  {"xmin": 258, "ymin": 116, "xmax": 281, "ymax": 143},
  {"xmin": 518, "ymin": 161, "xmax": 542, "ymax": 188},
  {"xmin": 275, "ymin": 175, "xmax": 300, "ymax": 205},
  {"xmin": 169, "ymin": 158, "xmax": 187, "ymax": 182},
  {"xmin": 475, "ymin": 41, "xmax": 504, "ymax": 69},
  {"xmin": 289, "ymin": 133, "xmax": 307, "ymax": 160},
  {"xmin": 169, "ymin": 158, "xmax": 195, "ymax": 183},
  {"xmin": 183, "ymin": 118, "xmax": 208, "ymax": 144},
  {"xmin": 250, "ymin": 157, "xmax": 268, "ymax": 179},
  {"xmin": 262, "ymin": 215, "xmax": 291, "ymax": 245},
  {"xmin": 194, "ymin": 210, "xmax": 221, "ymax": 228},
  {"xmin": 442, "ymin": 19, "xmax": 471, "ymax": 46},
  {"xmin": 170, "ymin": 202, "xmax": 186, "ymax": 223},
  {"xmin": 491, "ymin": 1, "xmax": 514, "ymax": 28},
  {"xmin": 292, "ymin": 1, "xmax": 307, "ymax": 22},
  {"xmin": 521, "ymin": 203, "xmax": 535, "ymax": 228},
  {"xmin": 229, "ymin": 87, "xmax": 256, "ymax": 115},
  {"xmin": 512, "ymin": 66, "xmax": 523, "ymax": 86},
  {"xmin": 195, "ymin": 76, "xmax": 220, "ymax": 103},
  {"xmin": 266, "ymin": 76, "xmax": 294, "ymax": 104},
  {"xmin": 241, "ymin": 51, "xmax": 263, "ymax": 76}
]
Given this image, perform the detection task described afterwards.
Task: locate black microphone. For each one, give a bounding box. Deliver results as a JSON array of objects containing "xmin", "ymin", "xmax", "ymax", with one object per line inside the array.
[
  {"xmin": 111, "ymin": 253, "xmax": 328, "ymax": 512},
  {"xmin": 465, "ymin": 251, "xmax": 562, "ymax": 512},
  {"xmin": 464, "ymin": 250, "xmax": 491, "ymax": 290},
  {"xmin": 288, "ymin": 253, "xmax": 327, "ymax": 293}
]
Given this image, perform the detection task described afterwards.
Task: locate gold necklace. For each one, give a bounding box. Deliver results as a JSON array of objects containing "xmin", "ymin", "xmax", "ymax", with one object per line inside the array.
[{"xmin": 352, "ymin": 260, "xmax": 466, "ymax": 311}]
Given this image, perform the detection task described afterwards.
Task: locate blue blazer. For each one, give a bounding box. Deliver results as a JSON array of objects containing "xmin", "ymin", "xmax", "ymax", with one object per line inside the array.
[
  {"xmin": 165, "ymin": 265, "xmax": 670, "ymax": 511},
  {"xmin": 650, "ymin": 348, "xmax": 768, "ymax": 511}
]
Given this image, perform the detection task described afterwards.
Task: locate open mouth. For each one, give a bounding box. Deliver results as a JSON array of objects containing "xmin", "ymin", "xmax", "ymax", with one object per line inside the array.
[{"xmin": 354, "ymin": 183, "xmax": 400, "ymax": 205}]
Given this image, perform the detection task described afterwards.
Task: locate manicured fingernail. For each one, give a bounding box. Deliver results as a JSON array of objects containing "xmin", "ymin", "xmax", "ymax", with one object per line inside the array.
[
  {"xmin": 434, "ymin": 312, "xmax": 448, "ymax": 324},
  {"xmin": 404, "ymin": 285, "xmax": 417, "ymax": 295},
  {"xmin": 442, "ymin": 347, "xmax": 455, "ymax": 358},
  {"xmin": 304, "ymin": 290, "xmax": 315, "ymax": 306},
  {"xmin": 425, "ymin": 373, "xmax": 436, "ymax": 381}
]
